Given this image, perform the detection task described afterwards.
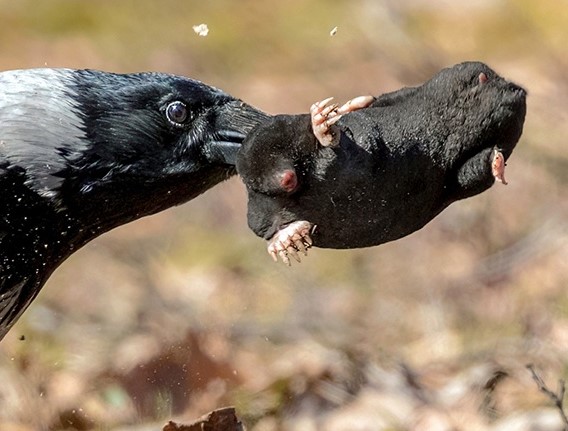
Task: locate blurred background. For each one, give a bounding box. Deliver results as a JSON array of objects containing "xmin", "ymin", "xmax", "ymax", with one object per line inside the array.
[{"xmin": 0, "ymin": 1, "xmax": 567, "ymax": 430}]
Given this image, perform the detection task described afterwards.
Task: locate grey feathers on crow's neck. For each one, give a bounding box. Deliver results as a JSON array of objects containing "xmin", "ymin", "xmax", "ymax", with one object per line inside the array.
[{"xmin": 0, "ymin": 69, "xmax": 87, "ymax": 199}]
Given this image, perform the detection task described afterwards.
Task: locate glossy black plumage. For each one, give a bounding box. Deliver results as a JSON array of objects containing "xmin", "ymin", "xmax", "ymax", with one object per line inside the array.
[
  {"xmin": 0, "ymin": 68, "xmax": 267, "ymax": 339},
  {"xmin": 237, "ymin": 62, "xmax": 527, "ymax": 250}
]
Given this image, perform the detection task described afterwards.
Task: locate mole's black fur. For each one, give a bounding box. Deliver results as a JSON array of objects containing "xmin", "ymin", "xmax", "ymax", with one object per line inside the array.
[
  {"xmin": 237, "ymin": 62, "xmax": 526, "ymax": 250},
  {"xmin": 0, "ymin": 68, "xmax": 267, "ymax": 338}
]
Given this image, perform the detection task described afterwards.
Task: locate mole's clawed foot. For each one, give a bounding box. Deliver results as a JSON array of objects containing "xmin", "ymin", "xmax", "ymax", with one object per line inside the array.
[
  {"xmin": 310, "ymin": 95, "xmax": 374, "ymax": 147},
  {"xmin": 491, "ymin": 150, "xmax": 508, "ymax": 185},
  {"xmin": 267, "ymin": 221, "xmax": 314, "ymax": 266},
  {"xmin": 310, "ymin": 97, "xmax": 341, "ymax": 147}
]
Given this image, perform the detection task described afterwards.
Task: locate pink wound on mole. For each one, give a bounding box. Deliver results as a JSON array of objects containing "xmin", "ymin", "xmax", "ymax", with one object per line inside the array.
[
  {"xmin": 479, "ymin": 72, "xmax": 488, "ymax": 84},
  {"xmin": 280, "ymin": 169, "xmax": 298, "ymax": 192}
]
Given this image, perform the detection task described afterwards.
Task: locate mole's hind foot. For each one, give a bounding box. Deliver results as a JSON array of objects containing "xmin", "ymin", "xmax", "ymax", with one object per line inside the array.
[
  {"xmin": 310, "ymin": 95, "xmax": 374, "ymax": 147},
  {"xmin": 492, "ymin": 150, "xmax": 508, "ymax": 185},
  {"xmin": 267, "ymin": 221, "xmax": 314, "ymax": 266}
]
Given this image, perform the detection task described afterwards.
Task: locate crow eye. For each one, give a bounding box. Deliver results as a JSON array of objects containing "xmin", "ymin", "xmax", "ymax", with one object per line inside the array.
[{"xmin": 166, "ymin": 101, "xmax": 188, "ymax": 126}]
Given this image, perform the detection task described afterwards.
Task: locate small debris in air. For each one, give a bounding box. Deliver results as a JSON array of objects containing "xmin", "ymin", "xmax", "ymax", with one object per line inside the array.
[{"xmin": 193, "ymin": 24, "xmax": 209, "ymax": 37}]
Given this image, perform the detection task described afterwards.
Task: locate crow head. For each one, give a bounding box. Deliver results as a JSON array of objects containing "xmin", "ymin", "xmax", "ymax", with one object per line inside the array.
[
  {"xmin": 52, "ymin": 71, "xmax": 267, "ymax": 220},
  {"xmin": 0, "ymin": 68, "xmax": 268, "ymax": 245}
]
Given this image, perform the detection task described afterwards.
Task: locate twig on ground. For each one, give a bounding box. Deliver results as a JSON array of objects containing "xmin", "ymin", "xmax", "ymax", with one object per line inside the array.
[
  {"xmin": 527, "ymin": 364, "xmax": 568, "ymax": 430},
  {"xmin": 480, "ymin": 369, "xmax": 509, "ymax": 420}
]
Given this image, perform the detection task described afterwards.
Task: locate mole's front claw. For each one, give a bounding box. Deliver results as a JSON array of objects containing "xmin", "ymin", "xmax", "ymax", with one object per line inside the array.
[
  {"xmin": 278, "ymin": 249, "xmax": 290, "ymax": 266},
  {"xmin": 319, "ymin": 102, "xmax": 339, "ymax": 119},
  {"xmin": 294, "ymin": 239, "xmax": 308, "ymax": 255},
  {"xmin": 267, "ymin": 221, "xmax": 314, "ymax": 265},
  {"xmin": 269, "ymin": 247, "xmax": 279, "ymax": 262},
  {"xmin": 492, "ymin": 150, "xmax": 508, "ymax": 185},
  {"xmin": 311, "ymin": 97, "xmax": 335, "ymax": 111},
  {"xmin": 310, "ymin": 95, "xmax": 374, "ymax": 148},
  {"xmin": 310, "ymin": 97, "xmax": 341, "ymax": 147}
]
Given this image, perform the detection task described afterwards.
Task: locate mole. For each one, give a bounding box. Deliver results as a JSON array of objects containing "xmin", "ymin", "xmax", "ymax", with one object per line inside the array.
[{"xmin": 236, "ymin": 62, "xmax": 527, "ymax": 264}]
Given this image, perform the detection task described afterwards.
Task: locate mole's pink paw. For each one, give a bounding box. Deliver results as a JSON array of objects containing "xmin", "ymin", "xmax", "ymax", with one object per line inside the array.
[
  {"xmin": 267, "ymin": 221, "xmax": 314, "ymax": 266},
  {"xmin": 310, "ymin": 95, "xmax": 374, "ymax": 148},
  {"xmin": 492, "ymin": 150, "xmax": 508, "ymax": 185},
  {"xmin": 310, "ymin": 97, "xmax": 341, "ymax": 147}
]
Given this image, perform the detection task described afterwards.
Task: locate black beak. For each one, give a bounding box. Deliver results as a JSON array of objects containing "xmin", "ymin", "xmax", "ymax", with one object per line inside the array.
[{"xmin": 205, "ymin": 100, "xmax": 269, "ymax": 165}]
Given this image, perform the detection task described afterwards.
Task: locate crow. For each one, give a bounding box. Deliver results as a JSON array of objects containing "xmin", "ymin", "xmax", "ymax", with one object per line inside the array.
[
  {"xmin": 0, "ymin": 68, "xmax": 267, "ymax": 339},
  {"xmin": 236, "ymin": 62, "xmax": 527, "ymax": 264}
]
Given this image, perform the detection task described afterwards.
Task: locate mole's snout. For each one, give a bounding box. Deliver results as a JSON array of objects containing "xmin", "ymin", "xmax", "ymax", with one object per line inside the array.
[
  {"xmin": 500, "ymin": 81, "xmax": 527, "ymax": 116},
  {"xmin": 508, "ymin": 82, "xmax": 526, "ymax": 100}
]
